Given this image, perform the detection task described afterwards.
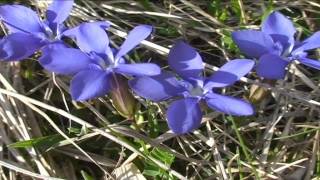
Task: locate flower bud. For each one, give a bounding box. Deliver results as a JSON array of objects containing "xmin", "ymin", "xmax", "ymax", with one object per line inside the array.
[
  {"xmin": 109, "ymin": 74, "xmax": 139, "ymax": 119},
  {"xmin": 248, "ymin": 80, "xmax": 275, "ymax": 104}
]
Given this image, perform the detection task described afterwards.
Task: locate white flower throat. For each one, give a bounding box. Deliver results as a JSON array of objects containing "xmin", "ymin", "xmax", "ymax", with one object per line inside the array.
[{"xmin": 189, "ymin": 86, "xmax": 204, "ymax": 97}]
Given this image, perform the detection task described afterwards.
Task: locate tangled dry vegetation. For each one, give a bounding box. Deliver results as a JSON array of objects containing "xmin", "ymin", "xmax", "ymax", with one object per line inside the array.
[{"xmin": 0, "ymin": 0, "xmax": 319, "ymax": 179}]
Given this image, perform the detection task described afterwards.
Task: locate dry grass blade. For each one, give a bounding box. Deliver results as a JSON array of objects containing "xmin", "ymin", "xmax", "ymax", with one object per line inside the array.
[
  {"xmin": 0, "ymin": 160, "xmax": 63, "ymax": 180},
  {"xmin": 0, "ymin": 88, "xmax": 187, "ymax": 180}
]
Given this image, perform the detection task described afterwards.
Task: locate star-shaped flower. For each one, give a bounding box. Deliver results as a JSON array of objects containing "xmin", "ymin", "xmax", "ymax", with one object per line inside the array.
[
  {"xmin": 232, "ymin": 11, "xmax": 320, "ymax": 79},
  {"xmin": 129, "ymin": 41, "xmax": 254, "ymax": 134},
  {"xmin": 0, "ymin": 0, "xmax": 74, "ymax": 61},
  {"xmin": 40, "ymin": 23, "xmax": 161, "ymax": 100}
]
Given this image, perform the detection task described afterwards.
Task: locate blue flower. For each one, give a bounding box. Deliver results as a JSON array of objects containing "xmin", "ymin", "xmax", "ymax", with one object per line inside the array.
[
  {"xmin": 0, "ymin": 0, "xmax": 74, "ymax": 61},
  {"xmin": 232, "ymin": 11, "xmax": 320, "ymax": 79},
  {"xmin": 129, "ymin": 41, "xmax": 254, "ymax": 134},
  {"xmin": 39, "ymin": 23, "xmax": 161, "ymax": 101}
]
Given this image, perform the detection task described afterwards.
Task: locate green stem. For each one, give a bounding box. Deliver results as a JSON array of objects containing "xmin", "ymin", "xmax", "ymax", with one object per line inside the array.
[{"xmin": 227, "ymin": 116, "xmax": 260, "ymax": 179}]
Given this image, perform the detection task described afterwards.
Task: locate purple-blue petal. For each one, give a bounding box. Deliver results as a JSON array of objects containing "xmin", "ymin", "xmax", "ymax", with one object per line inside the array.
[
  {"xmin": 231, "ymin": 30, "xmax": 275, "ymax": 58},
  {"xmin": 298, "ymin": 57, "xmax": 320, "ymax": 70},
  {"xmin": 62, "ymin": 21, "xmax": 111, "ymax": 55},
  {"xmin": 168, "ymin": 41, "xmax": 204, "ymax": 82},
  {"xmin": 39, "ymin": 43, "xmax": 92, "ymax": 75},
  {"xmin": 0, "ymin": 5, "xmax": 43, "ymax": 34},
  {"xmin": 292, "ymin": 31, "xmax": 320, "ymax": 54},
  {"xmin": 115, "ymin": 25, "xmax": 152, "ymax": 61},
  {"xmin": 113, "ymin": 63, "xmax": 161, "ymax": 76},
  {"xmin": 256, "ymin": 53, "xmax": 289, "ymax": 79},
  {"xmin": 0, "ymin": 33, "xmax": 44, "ymax": 61},
  {"xmin": 204, "ymin": 59, "xmax": 254, "ymax": 89},
  {"xmin": 70, "ymin": 69, "xmax": 111, "ymax": 101},
  {"xmin": 167, "ymin": 97, "xmax": 202, "ymax": 134},
  {"xmin": 46, "ymin": 0, "xmax": 74, "ymax": 26},
  {"xmin": 205, "ymin": 93, "xmax": 254, "ymax": 116},
  {"xmin": 129, "ymin": 72, "xmax": 187, "ymax": 102},
  {"xmin": 262, "ymin": 11, "xmax": 296, "ymax": 50}
]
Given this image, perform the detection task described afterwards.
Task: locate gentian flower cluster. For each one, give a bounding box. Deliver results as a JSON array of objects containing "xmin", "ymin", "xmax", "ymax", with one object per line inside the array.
[
  {"xmin": 2, "ymin": 1, "xmax": 317, "ymax": 135},
  {"xmin": 0, "ymin": 0, "xmax": 73, "ymax": 61},
  {"xmin": 129, "ymin": 41, "xmax": 254, "ymax": 134},
  {"xmin": 232, "ymin": 11, "xmax": 320, "ymax": 79}
]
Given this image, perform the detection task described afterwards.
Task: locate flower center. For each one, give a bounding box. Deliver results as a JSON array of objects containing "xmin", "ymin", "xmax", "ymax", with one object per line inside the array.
[
  {"xmin": 273, "ymin": 41, "xmax": 284, "ymax": 54},
  {"xmin": 99, "ymin": 57, "xmax": 116, "ymax": 71},
  {"xmin": 42, "ymin": 24, "xmax": 56, "ymax": 41},
  {"xmin": 189, "ymin": 86, "xmax": 204, "ymax": 97},
  {"xmin": 282, "ymin": 46, "xmax": 292, "ymax": 57},
  {"xmin": 99, "ymin": 59, "xmax": 108, "ymax": 69}
]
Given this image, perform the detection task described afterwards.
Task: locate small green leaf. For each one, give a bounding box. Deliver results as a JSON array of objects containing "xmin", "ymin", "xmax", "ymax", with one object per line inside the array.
[
  {"xmin": 231, "ymin": 0, "xmax": 241, "ymax": 19},
  {"xmin": 261, "ymin": 0, "xmax": 274, "ymax": 22},
  {"xmin": 158, "ymin": 26, "xmax": 179, "ymax": 37},
  {"xmin": 142, "ymin": 148, "xmax": 176, "ymax": 179},
  {"xmin": 219, "ymin": 10, "xmax": 228, "ymax": 22},
  {"xmin": 143, "ymin": 165, "xmax": 161, "ymax": 177},
  {"xmin": 147, "ymin": 104, "xmax": 160, "ymax": 138},
  {"xmin": 80, "ymin": 170, "xmax": 94, "ymax": 180},
  {"xmin": 150, "ymin": 148, "xmax": 175, "ymax": 165},
  {"xmin": 8, "ymin": 134, "xmax": 63, "ymax": 151},
  {"xmin": 137, "ymin": 0, "xmax": 153, "ymax": 11},
  {"xmin": 68, "ymin": 127, "xmax": 81, "ymax": 135}
]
